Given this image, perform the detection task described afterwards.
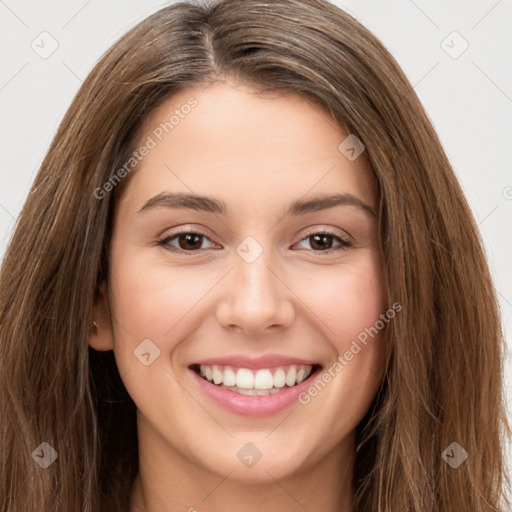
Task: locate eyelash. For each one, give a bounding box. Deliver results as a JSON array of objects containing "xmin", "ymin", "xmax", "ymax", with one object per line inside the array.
[{"xmin": 156, "ymin": 229, "xmax": 352, "ymax": 255}]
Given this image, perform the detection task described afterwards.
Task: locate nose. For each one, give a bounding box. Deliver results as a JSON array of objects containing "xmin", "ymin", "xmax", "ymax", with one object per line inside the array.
[{"xmin": 215, "ymin": 246, "xmax": 295, "ymax": 335}]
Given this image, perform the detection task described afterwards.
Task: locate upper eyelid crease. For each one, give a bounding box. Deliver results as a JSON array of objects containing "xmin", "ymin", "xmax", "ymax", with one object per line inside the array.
[{"xmin": 138, "ymin": 192, "xmax": 376, "ymax": 218}]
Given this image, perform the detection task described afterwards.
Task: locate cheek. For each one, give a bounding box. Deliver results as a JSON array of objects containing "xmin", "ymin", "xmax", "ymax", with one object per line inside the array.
[
  {"xmin": 295, "ymin": 253, "xmax": 387, "ymax": 346},
  {"xmin": 108, "ymin": 248, "xmax": 217, "ymax": 357},
  {"xmin": 107, "ymin": 250, "xmax": 213, "ymax": 384},
  {"xmin": 290, "ymin": 254, "xmax": 388, "ymax": 442},
  {"xmin": 106, "ymin": 250, "xmax": 217, "ymax": 417}
]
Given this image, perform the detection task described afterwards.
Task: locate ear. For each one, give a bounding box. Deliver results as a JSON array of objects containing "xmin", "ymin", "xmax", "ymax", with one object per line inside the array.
[{"xmin": 89, "ymin": 281, "xmax": 114, "ymax": 351}]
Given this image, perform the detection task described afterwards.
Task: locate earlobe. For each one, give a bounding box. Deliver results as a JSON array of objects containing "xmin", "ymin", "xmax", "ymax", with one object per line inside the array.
[{"xmin": 89, "ymin": 281, "xmax": 114, "ymax": 351}]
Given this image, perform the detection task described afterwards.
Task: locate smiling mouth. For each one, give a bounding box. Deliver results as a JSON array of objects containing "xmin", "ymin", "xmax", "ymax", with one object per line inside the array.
[{"xmin": 189, "ymin": 363, "xmax": 323, "ymax": 396}]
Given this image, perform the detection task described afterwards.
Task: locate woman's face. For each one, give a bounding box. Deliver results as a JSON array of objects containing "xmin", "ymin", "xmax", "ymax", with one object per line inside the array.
[{"xmin": 92, "ymin": 80, "xmax": 387, "ymax": 483}]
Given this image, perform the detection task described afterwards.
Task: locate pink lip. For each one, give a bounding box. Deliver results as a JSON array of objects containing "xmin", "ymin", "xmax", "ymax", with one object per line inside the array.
[
  {"xmin": 190, "ymin": 366, "xmax": 321, "ymax": 417},
  {"xmin": 189, "ymin": 353, "xmax": 319, "ymax": 370}
]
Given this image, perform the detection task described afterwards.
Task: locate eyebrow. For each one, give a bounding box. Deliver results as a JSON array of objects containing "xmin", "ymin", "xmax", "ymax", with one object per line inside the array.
[{"xmin": 138, "ymin": 192, "xmax": 376, "ymax": 218}]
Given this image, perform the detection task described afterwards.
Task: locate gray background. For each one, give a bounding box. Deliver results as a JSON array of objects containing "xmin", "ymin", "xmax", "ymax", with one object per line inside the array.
[{"xmin": 1, "ymin": 0, "xmax": 511, "ymax": 469}]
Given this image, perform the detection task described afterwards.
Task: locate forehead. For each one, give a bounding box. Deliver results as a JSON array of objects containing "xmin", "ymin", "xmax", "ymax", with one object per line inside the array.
[{"xmin": 117, "ymin": 80, "xmax": 376, "ymax": 214}]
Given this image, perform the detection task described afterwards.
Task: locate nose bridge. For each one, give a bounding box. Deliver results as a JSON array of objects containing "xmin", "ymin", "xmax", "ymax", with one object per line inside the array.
[
  {"xmin": 235, "ymin": 244, "xmax": 276, "ymax": 303},
  {"xmin": 215, "ymin": 235, "xmax": 294, "ymax": 333}
]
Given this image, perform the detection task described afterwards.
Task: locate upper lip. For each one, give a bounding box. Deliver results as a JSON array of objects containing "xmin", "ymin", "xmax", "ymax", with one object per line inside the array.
[{"xmin": 189, "ymin": 353, "xmax": 322, "ymax": 370}]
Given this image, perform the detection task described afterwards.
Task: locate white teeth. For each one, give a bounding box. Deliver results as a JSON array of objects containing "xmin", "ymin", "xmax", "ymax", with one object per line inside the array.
[
  {"xmin": 223, "ymin": 367, "xmax": 236, "ymax": 387},
  {"xmin": 238, "ymin": 388, "xmax": 271, "ymax": 396},
  {"xmin": 212, "ymin": 365, "xmax": 223, "ymax": 385},
  {"xmin": 236, "ymin": 368, "xmax": 254, "ymax": 389},
  {"xmin": 198, "ymin": 363, "xmax": 314, "ymax": 390},
  {"xmin": 273, "ymin": 368, "xmax": 286, "ymax": 388},
  {"xmin": 285, "ymin": 366, "xmax": 297, "ymax": 386},
  {"xmin": 236, "ymin": 387, "xmax": 255, "ymax": 395},
  {"xmin": 218, "ymin": 384, "xmax": 286, "ymax": 396},
  {"xmin": 254, "ymin": 369, "xmax": 273, "ymax": 390}
]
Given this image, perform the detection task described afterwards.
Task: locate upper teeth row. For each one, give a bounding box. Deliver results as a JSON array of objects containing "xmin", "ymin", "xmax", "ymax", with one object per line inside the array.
[{"xmin": 199, "ymin": 364, "xmax": 313, "ymax": 389}]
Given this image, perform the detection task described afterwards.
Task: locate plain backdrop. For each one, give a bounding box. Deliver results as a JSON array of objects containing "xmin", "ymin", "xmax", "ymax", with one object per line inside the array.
[{"xmin": 1, "ymin": 0, "xmax": 511, "ymax": 470}]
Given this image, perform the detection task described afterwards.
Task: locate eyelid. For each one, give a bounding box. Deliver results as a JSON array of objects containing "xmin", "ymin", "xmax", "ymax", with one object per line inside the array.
[
  {"xmin": 295, "ymin": 225, "xmax": 352, "ymax": 243},
  {"xmin": 159, "ymin": 224, "xmax": 216, "ymax": 241}
]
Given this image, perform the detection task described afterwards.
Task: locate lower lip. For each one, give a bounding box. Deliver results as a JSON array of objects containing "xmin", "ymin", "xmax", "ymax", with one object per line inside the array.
[{"xmin": 190, "ymin": 367, "xmax": 321, "ymax": 417}]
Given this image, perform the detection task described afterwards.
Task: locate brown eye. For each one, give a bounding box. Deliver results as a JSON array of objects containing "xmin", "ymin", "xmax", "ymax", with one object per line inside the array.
[
  {"xmin": 177, "ymin": 233, "xmax": 203, "ymax": 250},
  {"xmin": 158, "ymin": 232, "xmax": 217, "ymax": 252},
  {"xmin": 295, "ymin": 231, "xmax": 352, "ymax": 252},
  {"xmin": 309, "ymin": 234, "xmax": 335, "ymax": 250}
]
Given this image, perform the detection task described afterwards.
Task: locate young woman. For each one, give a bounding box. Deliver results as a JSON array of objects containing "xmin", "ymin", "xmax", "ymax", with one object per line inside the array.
[{"xmin": 0, "ymin": 1, "xmax": 510, "ymax": 511}]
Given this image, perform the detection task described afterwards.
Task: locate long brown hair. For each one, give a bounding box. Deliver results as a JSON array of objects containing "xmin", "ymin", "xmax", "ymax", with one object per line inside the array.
[{"xmin": 0, "ymin": 0, "xmax": 510, "ymax": 510}]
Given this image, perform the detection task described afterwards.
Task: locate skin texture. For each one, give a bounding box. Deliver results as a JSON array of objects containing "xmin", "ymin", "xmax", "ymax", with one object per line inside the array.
[{"xmin": 90, "ymin": 80, "xmax": 388, "ymax": 512}]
